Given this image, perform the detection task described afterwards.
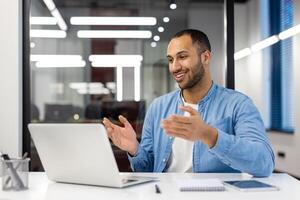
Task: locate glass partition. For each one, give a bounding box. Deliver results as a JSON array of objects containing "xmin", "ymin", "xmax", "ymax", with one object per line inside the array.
[{"xmin": 29, "ymin": 0, "xmax": 225, "ymax": 171}]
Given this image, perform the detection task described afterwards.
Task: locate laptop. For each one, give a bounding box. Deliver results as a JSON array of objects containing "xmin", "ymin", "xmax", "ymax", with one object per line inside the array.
[{"xmin": 28, "ymin": 123, "xmax": 155, "ymax": 188}]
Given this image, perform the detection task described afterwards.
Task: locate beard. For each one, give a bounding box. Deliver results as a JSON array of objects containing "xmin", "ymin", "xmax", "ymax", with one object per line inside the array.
[{"xmin": 177, "ymin": 61, "xmax": 205, "ymax": 90}]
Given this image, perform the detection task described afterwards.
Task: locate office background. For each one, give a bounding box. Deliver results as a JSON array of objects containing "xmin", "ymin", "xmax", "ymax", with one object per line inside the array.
[{"xmin": 0, "ymin": 0, "xmax": 299, "ymax": 177}]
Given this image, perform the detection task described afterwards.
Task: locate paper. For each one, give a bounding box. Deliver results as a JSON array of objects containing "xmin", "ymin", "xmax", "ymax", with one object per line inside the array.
[{"xmin": 177, "ymin": 178, "xmax": 225, "ymax": 191}]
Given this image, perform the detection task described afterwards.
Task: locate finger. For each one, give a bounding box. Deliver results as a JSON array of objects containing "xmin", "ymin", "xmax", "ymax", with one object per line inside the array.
[
  {"xmin": 179, "ymin": 105, "xmax": 198, "ymax": 116},
  {"xmin": 106, "ymin": 127, "xmax": 113, "ymax": 139},
  {"xmin": 103, "ymin": 117, "xmax": 113, "ymax": 128},
  {"xmin": 164, "ymin": 129, "xmax": 188, "ymax": 140},
  {"xmin": 161, "ymin": 119, "xmax": 189, "ymax": 132},
  {"xmin": 168, "ymin": 115, "xmax": 192, "ymax": 124},
  {"xmin": 119, "ymin": 115, "xmax": 131, "ymax": 127},
  {"xmin": 162, "ymin": 124, "xmax": 189, "ymax": 135},
  {"xmin": 103, "ymin": 117, "xmax": 120, "ymax": 130}
]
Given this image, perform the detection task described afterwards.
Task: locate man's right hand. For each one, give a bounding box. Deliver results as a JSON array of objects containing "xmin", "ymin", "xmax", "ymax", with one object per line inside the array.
[{"xmin": 103, "ymin": 115, "xmax": 139, "ymax": 156}]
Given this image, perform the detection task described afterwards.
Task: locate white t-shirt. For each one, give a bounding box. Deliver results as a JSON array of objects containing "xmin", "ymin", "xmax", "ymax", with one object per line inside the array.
[{"xmin": 166, "ymin": 99, "xmax": 198, "ymax": 172}]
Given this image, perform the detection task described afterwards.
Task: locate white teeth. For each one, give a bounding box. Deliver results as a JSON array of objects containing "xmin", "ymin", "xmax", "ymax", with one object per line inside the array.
[{"xmin": 175, "ymin": 72, "xmax": 185, "ymax": 78}]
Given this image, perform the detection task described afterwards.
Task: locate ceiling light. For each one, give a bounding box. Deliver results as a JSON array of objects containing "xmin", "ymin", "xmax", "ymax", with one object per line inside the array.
[
  {"xmin": 106, "ymin": 82, "xmax": 116, "ymax": 90},
  {"xmin": 89, "ymin": 55, "xmax": 143, "ymax": 62},
  {"xmin": 30, "ymin": 30, "xmax": 66, "ymax": 38},
  {"xmin": 31, "ymin": 55, "xmax": 83, "ymax": 62},
  {"xmin": 151, "ymin": 42, "xmax": 157, "ymax": 47},
  {"xmin": 35, "ymin": 60, "xmax": 86, "ymax": 68},
  {"xmin": 77, "ymin": 30, "xmax": 152, "ymax": 39},
  {"xmin": 51, "ymin": 9, "xmax": 67, "ymax": 31},
  {"xmin": 43, "ymin": 0, "xmax": 56, "ymax": 11},
  {"xmin": 163, "ymin": 17, "xmax": 170, "ymax": 23},
  {"xmin": 234, "ymin": 48, "xmax": 251, "ymax": 60},
  {"xmin": 278, "ymin": 24, "xmax": 300, "ymax": 40},
  {"xmin": 170, "ymin": 3, "xmax": 177, "ymax": 9},
  {"xmin": 251, "ymin": 35, "xmax": 279, "ymax": 52},
  {"xmin": 90, "ymin": 55, "xmax": 142, "ymax": 67},
  {"xmin": 77, "ymin": 88, "xmax": 110, "ymax": 95},
  {"xmin": 69, "ymin": 82, "xmax": 104, "ymax": 89},
  {"xmin": 70, "ymin": 16, "xmax": 157, "ymax": 26},
  {"xmin": 153, "ymin": 35, "xmax": 160, "ymax": 41},
  {"xmin": 30, "ymin": 17, "xmax": 57, "ymax": 25},
  {"xmin": 30, "ymin": 42, "xmax": 36, "ymax": 48},
  {"xmin": 158, "ymin": 26, "xmax": 164, "ymax": 32}
]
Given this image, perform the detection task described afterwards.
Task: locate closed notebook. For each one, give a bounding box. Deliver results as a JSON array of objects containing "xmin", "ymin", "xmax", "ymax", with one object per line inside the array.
[{"xmin": 177, "ymin": 178, "xmax": 225, "ymax": 192}]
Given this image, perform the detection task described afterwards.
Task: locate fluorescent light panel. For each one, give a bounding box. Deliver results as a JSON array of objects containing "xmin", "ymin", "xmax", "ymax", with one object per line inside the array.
[
  {"xmin": 89, "ymin": 55, "xmax": 143, "ymax": 62},
  {"xmin": 235, "ymin": 24, "xmax": 300, "ymax": 61},
  {"xmin": 234, "ymin": 48, "xmax": 251, "ymax": 61},
  {"xmin": 51, "ymin": 9, "xmax": 67, "ymax": 31},
  {"xmin": 35, "ymin": 60, "xmax": 86, "ymax": 68},
  {"xmin": 30, "ymin": 17, "xmax": 57, "ymax": 25},
  {"xmin": 251, "ymin": 35, "xmax": 279, "ymax": 52},
  {"xmin": 43, "ymin": 0, "xmax": 56, "ymax": 11},
  {"xmin": 77, "ymin": 88, "xmax": 110, "ymax": 95},
  {"xmin": 69, "ymin": 82, "xmax": 104, "ymax": 89},
  {"xmin": 90, "ymin": 55, "xmax": 143, "ymax": 67},
  {"xmin": 42, "ymin": 0, "xmax": 67, "ymax": 31},
  {"xmin": 92, "ymin": 61, "xmax": 141, "ymax": 67},
  {"xmin": 30, "ymin": 29, "xmax": 66, "ymax": 38},
  {"xmin": 77, "ymin": 30, "xmax": 152, "ymax": 38},
  {"xmin": 279, "ymin": 24, "xmax": 300, "ymax": 40},
  {"xmin": 31, "ymin": 55, "xmax": 82, "ymax": 62},
  {"xmin": 70, "ymin": 17, "xmax": 157, "ymax": 26}
]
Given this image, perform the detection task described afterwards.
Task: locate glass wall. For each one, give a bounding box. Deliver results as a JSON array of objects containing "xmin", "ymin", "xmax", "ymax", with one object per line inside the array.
[{"xmin": 29, "ymin": 0, "xmax": 225, "ymax": 171}]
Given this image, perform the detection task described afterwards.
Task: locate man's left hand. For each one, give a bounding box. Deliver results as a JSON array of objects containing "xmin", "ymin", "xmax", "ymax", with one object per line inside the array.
[{"xmin": 161, "ymin": 105, "xmax": 218, "ymax": 148}]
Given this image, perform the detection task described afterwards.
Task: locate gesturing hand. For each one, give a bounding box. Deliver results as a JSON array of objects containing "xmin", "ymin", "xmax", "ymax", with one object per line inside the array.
[
  {"xmin": 103, "ymin": 115, "xmax": 139, "ymax": 155},
  {"xmin": 161, "ymin": 105, "xmax": 218, "ymax": 148}
]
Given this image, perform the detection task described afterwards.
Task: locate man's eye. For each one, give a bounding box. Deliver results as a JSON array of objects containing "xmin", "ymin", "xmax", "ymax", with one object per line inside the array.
[
  {"xmin": 168, "ymin": 59, "xmax": 173, "ymax": 63},
  {"xmin": 179, "ymin": 55, "xmax": 187, "ymax": 59}
]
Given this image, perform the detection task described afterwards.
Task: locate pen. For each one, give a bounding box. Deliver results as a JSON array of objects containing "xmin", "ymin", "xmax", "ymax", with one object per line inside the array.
[
  {"xmin": 155, "ymin": 184, "xmax": 161, "ymax": 194},
  {"xmin": 5, "ymin": 152, "xmax": 28, "ymax": 185}
]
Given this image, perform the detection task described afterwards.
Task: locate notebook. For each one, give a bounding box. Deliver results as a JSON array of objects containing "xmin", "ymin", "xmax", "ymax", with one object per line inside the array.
[{"xmin": 177, "ymin": 178, "xmax": 225, "ymax": 192}]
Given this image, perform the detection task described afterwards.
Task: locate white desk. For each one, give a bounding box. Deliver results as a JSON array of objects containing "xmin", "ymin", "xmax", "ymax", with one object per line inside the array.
[{"xmin": 1, "ymin": 172, "xmax": 300, "ymax": 200}]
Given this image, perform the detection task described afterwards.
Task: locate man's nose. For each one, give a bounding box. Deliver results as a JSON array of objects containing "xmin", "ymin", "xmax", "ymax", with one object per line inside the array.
[{"xmin": 171, "ymin": 59, "xmax": 182, "ymax": 72}]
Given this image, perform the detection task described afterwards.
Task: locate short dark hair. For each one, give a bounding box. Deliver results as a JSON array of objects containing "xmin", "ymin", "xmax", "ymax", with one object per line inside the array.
[{"xmin": 171, "ymin": 29, "xmax": 211, "ymax": 52}]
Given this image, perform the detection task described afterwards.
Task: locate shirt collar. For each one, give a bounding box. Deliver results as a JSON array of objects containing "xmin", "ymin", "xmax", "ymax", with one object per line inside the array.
[{"xmin": 177, "ymin": 81, "xmax": 217, "ymax": 106}]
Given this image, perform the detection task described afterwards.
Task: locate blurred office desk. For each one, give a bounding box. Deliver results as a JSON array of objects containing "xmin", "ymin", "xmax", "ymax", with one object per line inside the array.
[{"xmin": 1, "ymin": 172, "xmax": 300, "ymax": 200}]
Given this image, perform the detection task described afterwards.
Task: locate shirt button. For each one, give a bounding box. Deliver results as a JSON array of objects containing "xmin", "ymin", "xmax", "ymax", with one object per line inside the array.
[
  {"xmin": 169, "ymin": 136, "xmax": 173, "ymax": 140},
  {"xmin": 163, "ymin": 158, "xmax": 166, "ymax": 163}
]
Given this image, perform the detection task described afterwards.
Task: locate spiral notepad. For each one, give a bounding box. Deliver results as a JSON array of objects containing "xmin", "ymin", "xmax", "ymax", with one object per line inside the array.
[{"xmin": 177, "ymin": 178, "xmax": 225, "ymax": 192}]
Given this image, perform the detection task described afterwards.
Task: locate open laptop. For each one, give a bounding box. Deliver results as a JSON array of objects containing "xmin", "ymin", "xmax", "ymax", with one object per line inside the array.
[{"xmin": 28, "ymin": 123, "xmax": 155, "ymax": 188}]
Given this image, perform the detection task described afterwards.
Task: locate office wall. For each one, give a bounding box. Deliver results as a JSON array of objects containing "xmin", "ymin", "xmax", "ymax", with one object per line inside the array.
[
  {"xmin": 0, "ymin": 0, "xmax": 22, "ymax": 159},
  {"xmin": 188, "ymin": 3, "xmax": 225, "ymax": 86}
]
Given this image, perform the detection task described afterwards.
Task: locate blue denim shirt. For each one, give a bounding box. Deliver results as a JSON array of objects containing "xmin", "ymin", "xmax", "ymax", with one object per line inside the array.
[{"xmin": 128, "ymin": 83, "xmax": 275, "ymax": 177}]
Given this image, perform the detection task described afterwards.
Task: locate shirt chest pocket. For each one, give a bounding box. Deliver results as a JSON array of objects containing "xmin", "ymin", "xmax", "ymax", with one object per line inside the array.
[{"xmin": 210, "ymin": 117, "xmax": 233, "ymax": 135}]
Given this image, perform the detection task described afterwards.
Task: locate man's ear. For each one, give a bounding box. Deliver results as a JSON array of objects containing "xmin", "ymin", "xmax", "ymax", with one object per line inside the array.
[{"xmin": 201, "ymin": 50, "xmax": 212, "ymax": 65}]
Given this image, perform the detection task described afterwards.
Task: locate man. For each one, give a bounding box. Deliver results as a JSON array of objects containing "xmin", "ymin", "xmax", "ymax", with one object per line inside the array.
[{"xmin": 103, "ymin": 29, "xmax": 275, "ymax": 177}]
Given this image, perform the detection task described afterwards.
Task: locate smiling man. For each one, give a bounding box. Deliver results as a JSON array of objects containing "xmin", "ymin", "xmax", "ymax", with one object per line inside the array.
[{"xmin": 103, "ymin": 29, "xmax": 275, "ymax": 177}]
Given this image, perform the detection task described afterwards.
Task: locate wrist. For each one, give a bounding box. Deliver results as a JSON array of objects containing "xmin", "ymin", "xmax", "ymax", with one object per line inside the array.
[
  {"xmin": 202, "ymin": 125, "xmax": 218, "ymax": 148},
  {"xmin": 128, "ymin": 140, "xmax": 139, "ymax": 156}
]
